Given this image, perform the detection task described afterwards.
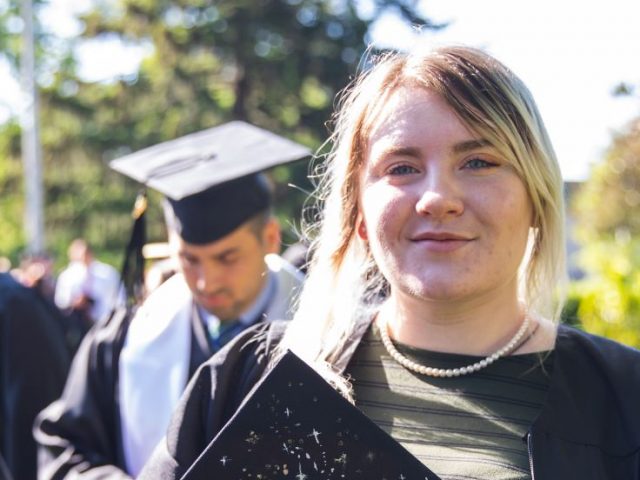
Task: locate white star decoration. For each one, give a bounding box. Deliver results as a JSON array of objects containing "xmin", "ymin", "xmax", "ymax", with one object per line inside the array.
[
  {"xmin": 295, "ymin": 462, "xmax": 307, "ymax": 480},
  {"xmin": 309, "ymin": 428, "xmax": 321, "ymax": 444}
]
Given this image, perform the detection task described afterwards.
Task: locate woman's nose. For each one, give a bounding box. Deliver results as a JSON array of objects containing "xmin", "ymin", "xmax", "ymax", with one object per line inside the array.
[{"xmin": 415, "ymin": 173, "xmax": 464, "ymax": 219}]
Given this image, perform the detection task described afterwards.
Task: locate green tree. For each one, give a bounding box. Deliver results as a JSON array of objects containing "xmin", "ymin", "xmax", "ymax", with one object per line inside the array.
[
  {"xmin": 567, "ymin": 118, "xmax": 640, "ymax": 347},
  {"xmin": 0, "ymin": 0, "xmax": 74, "ymax": 262}
]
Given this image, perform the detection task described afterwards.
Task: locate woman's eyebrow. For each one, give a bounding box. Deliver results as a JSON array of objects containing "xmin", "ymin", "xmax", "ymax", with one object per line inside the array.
[
  {"xmin": 374, "ymin": 145, "xmax": 422, "ymax": 160},
  {"xmin": 371, "ymin": 140, "xmax": 491, "ymax": 160},
  {"xmin": 452, "ymin": 139, "xmax": 491, "ymax": 153}
]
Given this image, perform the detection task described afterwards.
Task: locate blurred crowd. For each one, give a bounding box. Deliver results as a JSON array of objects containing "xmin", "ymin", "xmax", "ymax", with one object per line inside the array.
[
  {"xmin": 1, "ymin": 239, "xmax": 126, "ymax": 355},
  {"xmin": 0, "ymin": 237, "xmax": 171, "ymax": 480}
]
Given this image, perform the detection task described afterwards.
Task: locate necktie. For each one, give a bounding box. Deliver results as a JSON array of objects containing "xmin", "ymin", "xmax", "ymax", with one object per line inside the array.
[{"xmin": 207, "ymin": 320, "xmax": 244, "ymax": 352}]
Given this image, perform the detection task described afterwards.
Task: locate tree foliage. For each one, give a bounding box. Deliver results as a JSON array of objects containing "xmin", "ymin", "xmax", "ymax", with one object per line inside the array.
[
  {"xmin": 573, "ymin": 120, "xmax": 640, "ymax": 239},
  {"xmin": 1, "ymin": 0, "xmax": 66, "ymax": 262},
  {"xmin": 567, "ymin": 118, "xmax": 640, "ymax": 347},
  {"xmin": 0, "ymin": 0, "xmax": 441, "ymax": 268},
  {"xmin": 0, "ymin": 0, "xmax": 50, "ymax": 70}
]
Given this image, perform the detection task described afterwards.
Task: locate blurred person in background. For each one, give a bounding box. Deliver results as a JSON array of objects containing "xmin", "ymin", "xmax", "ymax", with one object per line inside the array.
[
  {"xmin": 0, "ymin": 271, "xmax": 70, "ymax": 480},
  {"xmin": 10, "ymin": 252, "xmax": 87, "ymax": 355},
  {"xmin": 15, "ymin": 252, "xmax": 57, "ymax": 301},
  {"xmin": 54, "ymin": 238, "xmax": 124, "ymax": 326}
]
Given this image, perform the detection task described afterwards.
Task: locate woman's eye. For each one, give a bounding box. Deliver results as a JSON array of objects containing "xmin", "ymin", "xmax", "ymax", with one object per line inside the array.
[
  {"xmin": 464, "ymin": 158, "xmax": 496, "ymax": 170},
  {"xmin": 388, "ymin": 164, "xmax": 419, "ymax": 175}
]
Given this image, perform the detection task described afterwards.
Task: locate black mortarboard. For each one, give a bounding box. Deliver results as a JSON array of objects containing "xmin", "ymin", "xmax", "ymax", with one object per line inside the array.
[
  {"xmin": 110, "ymin": 121, "xmax": 311, "ymax": 244},
  {"xmin": 181, "ymin": 351, "xmax": 440, "ymax": 480}
]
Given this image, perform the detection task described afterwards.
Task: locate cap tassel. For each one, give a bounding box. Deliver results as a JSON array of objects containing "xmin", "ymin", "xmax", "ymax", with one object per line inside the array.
[{"xmin": 120, "ymin": 190, "xmax": 148, "ymax": 310}]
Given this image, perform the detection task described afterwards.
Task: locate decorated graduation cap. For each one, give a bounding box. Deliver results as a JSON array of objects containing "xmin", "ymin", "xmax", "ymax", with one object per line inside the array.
[
  {"xmin": 110, "ymin": 121, "xmax": 311, "ymax": 305},
  {"xmin": 178, "ymin": 351, "xmax": 440, "ymax": 480}
]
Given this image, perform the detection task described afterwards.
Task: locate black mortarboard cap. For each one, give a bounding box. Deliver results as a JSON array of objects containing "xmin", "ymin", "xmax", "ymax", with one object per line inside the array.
[
  {"xmin": 110, "ymin": 121, "xmax": 311, "ymax": 244},
  {"xmin": 181, "ymin": 351, "xmax": 440, "ymax": 480}
]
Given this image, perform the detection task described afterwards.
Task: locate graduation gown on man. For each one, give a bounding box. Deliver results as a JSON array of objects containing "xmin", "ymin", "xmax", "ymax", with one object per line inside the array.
[
  {"xmin": 34, "ymin": 257, "xmax": 302, "ymax": 480},
  {"xmin": 0, "ymin": 273, "xmax": 71, "ymax": 480}
]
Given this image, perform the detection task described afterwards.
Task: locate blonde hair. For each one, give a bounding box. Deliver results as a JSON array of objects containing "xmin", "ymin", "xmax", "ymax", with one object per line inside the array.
[{"xmin": 278, "ymin": 45, "xmax": 567, "ymax": 395}]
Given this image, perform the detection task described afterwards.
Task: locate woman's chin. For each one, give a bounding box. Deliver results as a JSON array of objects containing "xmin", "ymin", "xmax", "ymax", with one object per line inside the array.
[{"xmin": 397, "ymin": 279, "xmax": 472, "ymax": 303}]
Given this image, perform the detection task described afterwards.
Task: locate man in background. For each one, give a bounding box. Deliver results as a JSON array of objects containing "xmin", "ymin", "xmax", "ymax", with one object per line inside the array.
[{"xmin": 54, "ymin": 238, "xmax": 124, "ymax": 325}]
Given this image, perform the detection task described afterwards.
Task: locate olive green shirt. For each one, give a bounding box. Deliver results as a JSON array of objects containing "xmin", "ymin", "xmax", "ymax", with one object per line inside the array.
[{"xmin": 347, "ymin": 324, "xmax": 553, "ymax": 480}]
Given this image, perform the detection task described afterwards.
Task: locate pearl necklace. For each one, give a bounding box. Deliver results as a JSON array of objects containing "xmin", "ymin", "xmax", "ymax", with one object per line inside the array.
[{"xmin": 378, "ymin": 315, "xmax": 531, "ymax": 377}]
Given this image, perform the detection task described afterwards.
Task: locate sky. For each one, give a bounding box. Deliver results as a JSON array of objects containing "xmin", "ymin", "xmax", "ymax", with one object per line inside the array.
[{"xmin": 2, "ymin": 0, "xmax": 639, "ymax": 181}]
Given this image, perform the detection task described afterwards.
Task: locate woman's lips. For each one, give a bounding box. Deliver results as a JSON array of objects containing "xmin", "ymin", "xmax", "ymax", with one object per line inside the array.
[{"xmin": 410, "ymin": 232, "xmax": 474, "ymax": 253}]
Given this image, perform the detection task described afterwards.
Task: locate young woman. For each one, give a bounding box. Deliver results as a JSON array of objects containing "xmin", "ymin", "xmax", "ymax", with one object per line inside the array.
[{"xmin": 140, "ymin": 45, "xmax": 640, "ymax": 480}]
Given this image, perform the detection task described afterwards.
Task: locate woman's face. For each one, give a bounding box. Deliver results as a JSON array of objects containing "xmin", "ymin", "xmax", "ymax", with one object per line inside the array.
[{"xmin": 358, "ymin": 87, "xmax": 533, "ymax": 305}]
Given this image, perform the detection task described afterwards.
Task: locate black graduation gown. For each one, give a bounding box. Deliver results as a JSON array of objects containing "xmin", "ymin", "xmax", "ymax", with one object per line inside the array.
[
  {"xmin": 34, "ymin": 302, "xmax": 213, "ymax": 480},
  {"xmin": 141, "ymin": 322, "xmax": 640, "ymax": 479},
  {"xmin": 35, "ymin": 259, "xmax": 303, "ymax": 479},
  {"xmin": 0, "ymin": 452, "xmax": 13, "ymax": 480},
  {"xmin": 0, "ymin": 273, "xmax": 71, "ymax": 480}
]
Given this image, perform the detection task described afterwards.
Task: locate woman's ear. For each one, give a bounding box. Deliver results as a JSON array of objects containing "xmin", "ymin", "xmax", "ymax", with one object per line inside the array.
[{"xmin": 356, "ymin": 216, "xmax": 368, "ymax": 241}]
